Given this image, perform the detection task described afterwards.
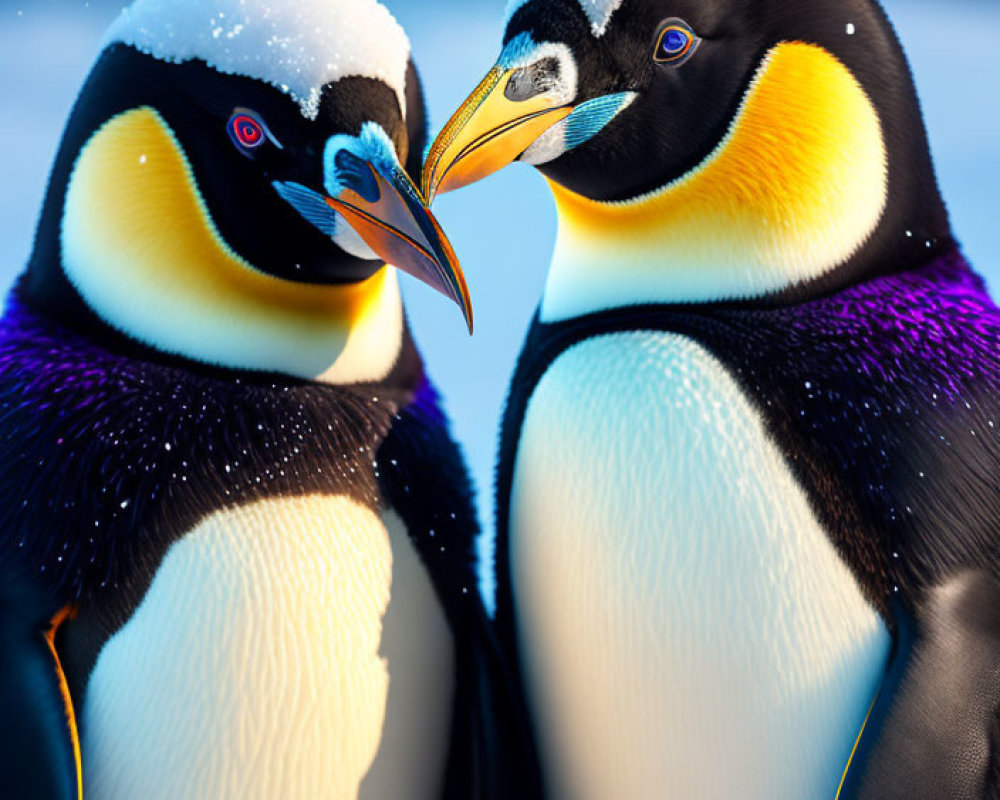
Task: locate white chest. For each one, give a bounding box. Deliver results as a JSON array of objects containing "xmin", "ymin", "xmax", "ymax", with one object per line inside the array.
[
  {"xmin": 510, "ymin": 331, "xmax": 890, "ymax": 800},
  {"xmin": 81, "ymin": 495, "xmax": 454, "ymax": 800}
]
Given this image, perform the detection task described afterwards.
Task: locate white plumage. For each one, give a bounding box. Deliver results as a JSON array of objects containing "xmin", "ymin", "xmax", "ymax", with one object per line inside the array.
[
  {"xmin": 511, "ymin": 331, "xmax": 890, "ymax": 800},
  {"xmin": 82, "ymin": 498, "xmax": 454, "ymax": 800}
]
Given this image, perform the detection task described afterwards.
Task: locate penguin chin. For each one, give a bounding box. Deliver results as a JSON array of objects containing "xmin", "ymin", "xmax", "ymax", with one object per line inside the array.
[{"xmin": 520, "ymin": 121, "xmax": 569, "ymax": 166}]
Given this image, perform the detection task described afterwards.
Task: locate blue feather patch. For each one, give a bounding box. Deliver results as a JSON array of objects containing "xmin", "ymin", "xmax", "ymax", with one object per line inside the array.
[
  {"xmin": 331, "ymin": 150, "xmax": 381, "ymax": 204},
  {"xmin": 498, "ymin": 31, "xmax": 538, "ymax": 69},
  {"xmin": 272, "ymin": 181, "xmax": 340, "ymax": 238},
  {"xmin": 564, "ymin": 92, "xmax": 636, "ymax": 151}
]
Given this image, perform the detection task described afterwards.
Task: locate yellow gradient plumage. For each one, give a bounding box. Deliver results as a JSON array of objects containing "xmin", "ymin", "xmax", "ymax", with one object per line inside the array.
[
  {"xmin": 543, "ymin": 43, "xmax": 888, "ymax": 318},
  {"xmin": 63, "ymin": 107, "xmax": 404, "ymax": 382}
]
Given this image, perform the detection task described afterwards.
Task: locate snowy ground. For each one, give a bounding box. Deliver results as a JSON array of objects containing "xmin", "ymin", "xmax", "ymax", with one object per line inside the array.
[{"xmin": 2, "ymin": 0, "xmax": 998, "ymax": 600}]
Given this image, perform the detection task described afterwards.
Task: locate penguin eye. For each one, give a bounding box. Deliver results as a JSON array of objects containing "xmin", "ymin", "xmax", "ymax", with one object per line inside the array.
[
  {"xmin": 654, "ymin": 19, "xmax": 699, "ymax": 66},
  {"xmin": 228, "ymin": 109, "xmax": 270, "ymax": 155}
]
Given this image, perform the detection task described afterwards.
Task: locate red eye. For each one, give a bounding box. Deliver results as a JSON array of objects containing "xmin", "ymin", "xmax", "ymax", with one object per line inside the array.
[{"xmin": 229, "ymin": 112, "xmax": 266, "ymax": 150}]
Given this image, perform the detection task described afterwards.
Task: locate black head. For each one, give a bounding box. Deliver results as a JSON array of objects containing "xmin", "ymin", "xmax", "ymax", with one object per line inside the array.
[
  {"xmin": 28, "ymin": 44, "xmax": 430, "ymax": 288},
  {"xmin": 24, "ymin": 0, "xmax": 470, "ymax": 378},
  {"xmin": 425, "ymin": 0, "xmax": 954, "ymax": 313}
]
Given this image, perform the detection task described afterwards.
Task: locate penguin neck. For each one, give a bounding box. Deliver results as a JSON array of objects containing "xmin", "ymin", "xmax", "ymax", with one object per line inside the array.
[
  {"xmin": 539, "ymin": 41, "xmax": 946, "ymax": 324},
  {"xmin": 34, "ymin": 105, "xmax": 404, "ymax": 385}
]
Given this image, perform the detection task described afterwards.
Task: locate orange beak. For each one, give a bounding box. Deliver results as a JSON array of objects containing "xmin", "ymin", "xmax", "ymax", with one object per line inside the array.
[
  {"xmin": 422, "ymin": 66, "xmax": 572, "ymax": 202},
  {"xmin": 323, "ymin": 160, "xmax": 472, "ymax": 333}
]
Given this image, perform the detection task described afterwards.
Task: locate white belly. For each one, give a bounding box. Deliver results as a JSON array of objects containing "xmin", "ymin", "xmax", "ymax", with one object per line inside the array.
[
  {"xmin": 510, "ymin": 331, "xmax": 890, "ymax": 800},
  {"xmin": 81, "ymin": 495, "xmax": 454, "ymax": 800}
]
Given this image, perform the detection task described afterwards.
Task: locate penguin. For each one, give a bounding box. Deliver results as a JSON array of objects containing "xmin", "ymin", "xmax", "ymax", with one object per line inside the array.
[
  {"xmin": 0, "ymin": 0, "xmax": 540, "ymax": 798},
  {"xmin": 421, "ymin": 1, "xmax": 1000, "ymax": 798}
]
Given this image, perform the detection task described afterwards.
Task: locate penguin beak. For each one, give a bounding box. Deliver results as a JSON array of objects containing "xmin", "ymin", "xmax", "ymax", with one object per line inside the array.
[
  {"xmin": 327, "ymin": 161, "xmax": 473, "ymax": 333},
  {"xmin": 421, "ymin": 66, "xmax": 572, "ymax": 202}
]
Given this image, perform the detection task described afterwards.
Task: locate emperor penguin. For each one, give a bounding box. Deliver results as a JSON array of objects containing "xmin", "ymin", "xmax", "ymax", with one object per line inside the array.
[
  {"xmin": 0, "ymin": 0, "xmax": 539, "ymax": 798},
  {"xmin": 422, "ymin": 1, "xmax": 1000, "ymax": 798}
]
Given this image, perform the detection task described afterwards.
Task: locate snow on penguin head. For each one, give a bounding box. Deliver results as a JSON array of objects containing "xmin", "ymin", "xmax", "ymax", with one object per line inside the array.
[{"xmin": 105, "ymin": 0, "xmax": 411, "ymax": 120}]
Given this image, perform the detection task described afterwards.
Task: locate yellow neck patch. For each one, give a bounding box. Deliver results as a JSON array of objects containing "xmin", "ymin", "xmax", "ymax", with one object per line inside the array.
[
  {"xmin": 61, "ymin": 107, "xmax": 402, "ymax": 382},
  {"xmin": 542, "ymin": 42, "xmax": 888, "ymax": 322}
]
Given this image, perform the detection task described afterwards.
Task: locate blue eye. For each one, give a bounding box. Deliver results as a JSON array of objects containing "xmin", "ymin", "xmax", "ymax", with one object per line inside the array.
[
  {"xmin": 663, "ymin": 30, "xmax": 688, "ymax": 53},
  {"xmin": 654, "ymin": 20, "xmax": 699, "ymax": 66}
]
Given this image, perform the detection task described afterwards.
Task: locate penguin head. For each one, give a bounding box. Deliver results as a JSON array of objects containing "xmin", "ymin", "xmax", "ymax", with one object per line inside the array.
[
  {"xmin": 424, "ymin": 0, "xmax": 952, "ymax": 315},
  {"xmin": 26, "ymin": 0, "xmax": 471, "ymax": 381}
]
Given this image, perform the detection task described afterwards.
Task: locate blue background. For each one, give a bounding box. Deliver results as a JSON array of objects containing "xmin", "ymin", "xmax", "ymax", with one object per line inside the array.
[{"xmin": 2, "ymin": 1, "xmax": 998, "ymax": 601}]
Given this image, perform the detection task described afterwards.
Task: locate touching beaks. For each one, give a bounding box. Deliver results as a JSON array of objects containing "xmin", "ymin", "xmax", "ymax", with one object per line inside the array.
[
  {"xmin": 421, "ymin": 65, "xmax": 572, "ymax": 202},
  {"xmin": 276, "ymin": 153, "xmax": 473, "ymax": 333}
]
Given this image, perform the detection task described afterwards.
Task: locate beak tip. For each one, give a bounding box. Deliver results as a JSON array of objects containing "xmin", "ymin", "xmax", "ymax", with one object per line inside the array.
[
  {"xmin": 420, "ymin": 174, "xmax": 440, "ymax": 205},
  {"xmin": 452, "ymin": 283, "xmax": 474, "ymax": 335}
]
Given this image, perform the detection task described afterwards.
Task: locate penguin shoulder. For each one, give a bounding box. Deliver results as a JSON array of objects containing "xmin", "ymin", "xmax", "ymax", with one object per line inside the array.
[{"xmin": 0, "ymin": 295, "xmax": 411, "ymax": 601}]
